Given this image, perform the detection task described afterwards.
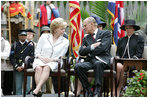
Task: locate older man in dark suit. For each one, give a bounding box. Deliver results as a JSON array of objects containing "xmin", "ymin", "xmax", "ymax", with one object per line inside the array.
[{"xmin": 74, "ymin": 17, "xmax": 111, "ymax": 97}]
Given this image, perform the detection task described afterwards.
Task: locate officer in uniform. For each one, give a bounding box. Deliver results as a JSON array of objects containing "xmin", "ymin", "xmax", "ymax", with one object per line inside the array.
[{"xmin": 9, "ymin": 30, "xmax": 34, "ymax": 95}]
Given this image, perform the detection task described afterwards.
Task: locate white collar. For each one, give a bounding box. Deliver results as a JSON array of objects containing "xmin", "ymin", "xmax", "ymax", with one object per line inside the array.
[
  {"xmin": 19, "ymin": 40, "xmax": 26, "ymax": 45},
  {"xmin": 93, "ymin": 29, "xmax": 98, "ymax": 39},
  {"xmin": 94, "ymin": 28, "xmax": 98, "ymax": 35}
]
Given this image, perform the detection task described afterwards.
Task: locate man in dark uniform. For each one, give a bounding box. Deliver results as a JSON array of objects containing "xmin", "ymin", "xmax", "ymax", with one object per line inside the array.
[
  {"xmin": 9, "ymin": 30, "xmax": 34, "ymax": 95},
  {"xmin": 74, "ymin": 17, "xmax": 111, "ymax": 97}
]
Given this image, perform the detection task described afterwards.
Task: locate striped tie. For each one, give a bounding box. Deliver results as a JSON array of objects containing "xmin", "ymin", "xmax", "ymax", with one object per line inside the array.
[{"xmin": 91, "ymin": 33, "xmax": 95, "ymax": 42}]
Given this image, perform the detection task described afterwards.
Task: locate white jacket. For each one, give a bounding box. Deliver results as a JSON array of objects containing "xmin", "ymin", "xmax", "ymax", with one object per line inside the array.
[
  {"xmin": 1, "ymin": 37, "xmax": 11, "ymax": 60},
  {"xmin": 33, "ymin": 33, "xmax": 69, "ymax": 71}
]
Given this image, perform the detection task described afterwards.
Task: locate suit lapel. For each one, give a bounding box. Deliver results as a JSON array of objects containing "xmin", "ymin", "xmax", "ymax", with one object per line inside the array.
[
  {"xmin": 47, "ymin": 34, "xmax": 53, "ymax": 46},
  {"xmin": 87, "ymin": 34, "xmax": 94, "ymax": 44},
  {"xmin": 96, "ymin": 29, "xmax": 102, "ymax": 40},
  {"xmin": 54, "ymin": 36, "xmax": 63, "ymax": 47},
  {"xmin": 47, "ymin": 34, "xmax": 63, "ymax": 47}
]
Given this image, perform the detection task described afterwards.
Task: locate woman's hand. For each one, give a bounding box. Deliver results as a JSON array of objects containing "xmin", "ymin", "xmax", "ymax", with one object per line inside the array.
[
  {"xmin": 38, "ymin": 56, "xmax": 60, "ymax": 63},
  {"xmin": 40, "ymin": 57, "xmax": 51, "ymax": 64}
]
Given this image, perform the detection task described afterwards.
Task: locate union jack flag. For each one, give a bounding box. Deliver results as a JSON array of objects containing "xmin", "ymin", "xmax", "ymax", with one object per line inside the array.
[
  {"xmin": 107, "ymin": 1, "xmax": 125, "ymax": 45},
  {"xmin": 69, "ymin": 1, "xmax": 84, "ymax": 57}
]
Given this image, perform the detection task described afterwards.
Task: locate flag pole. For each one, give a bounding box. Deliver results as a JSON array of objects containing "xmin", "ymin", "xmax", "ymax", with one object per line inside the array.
[
  {"xmin": 68, "ymin": 2, "xmax": 71, "ymax": 57},
  {"xmin": 8, "ymin": 2, "xmax": 11, "ymax": 46}
]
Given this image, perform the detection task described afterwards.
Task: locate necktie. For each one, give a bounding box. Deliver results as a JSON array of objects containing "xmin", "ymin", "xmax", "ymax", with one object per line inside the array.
[{"xmin": 91, "ymin": 33, "xmax": 95, "ymax": 42}]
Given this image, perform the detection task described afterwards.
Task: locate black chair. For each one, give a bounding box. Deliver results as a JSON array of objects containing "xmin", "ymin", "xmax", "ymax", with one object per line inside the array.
[
  {"xmin": 23, "ymin": 56, "xmax": 35, "ymax": 97},
  {"xmin": 76, "ymin": 57, "xmax": 116, "ymax": 97},
  {"xmin": 67, "ymin": 45, "xmax": 117, "ymax": 97},
  {"xmin": 23, "ymin": 56, "xmax": 69, "ymax": 97}
]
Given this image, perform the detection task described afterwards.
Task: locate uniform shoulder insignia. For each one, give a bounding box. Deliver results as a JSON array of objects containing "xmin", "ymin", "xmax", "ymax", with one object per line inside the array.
[{"xmin": 135, "ymin": 32, "xmax": 139, "ymax": 35}]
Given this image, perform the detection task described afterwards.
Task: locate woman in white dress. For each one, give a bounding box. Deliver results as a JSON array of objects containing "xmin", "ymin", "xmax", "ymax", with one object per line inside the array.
[{"xmin": 32, "ymin": 18, "xmax": 69, "ymax": 96}]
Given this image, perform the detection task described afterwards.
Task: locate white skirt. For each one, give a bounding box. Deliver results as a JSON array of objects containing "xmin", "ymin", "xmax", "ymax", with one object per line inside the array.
[{"xmin": 33, "ymin": 58, "xmax": 60, "ymax": 71}]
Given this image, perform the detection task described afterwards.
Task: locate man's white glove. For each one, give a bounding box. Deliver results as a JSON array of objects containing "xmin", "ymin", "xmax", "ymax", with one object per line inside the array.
[
  {"xmin": 21, "ymin": 63, "xmax": 24, "ymax": 68},
  {"xmin": 37, "ymin": 8, "xmax": 40, "ymax": 13},
  {"xmin": 50, "ymin": 4, "xmax": 55, "ymax": 9}
]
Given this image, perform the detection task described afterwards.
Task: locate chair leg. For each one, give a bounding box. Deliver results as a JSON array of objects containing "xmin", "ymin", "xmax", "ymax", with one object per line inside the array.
[
  {"xmin": 58, "ymin": 75, "xmax": 61, "ymax": 97},
  {"xmin": 115, "ymin": 76, "xmax": 117, "ymax": 97},
  {"xmin": 83, "ymin": 89, "xmax": 85, "ymax": 97},
  {"xmin": 67, "ymin": 74, "xmax": 70, "ymax": 97},
  {"xmin": 100, "ymin": 88, "xmax": 102, "ymax": 96},
  {"xmin": 75, "ymin": 75, "xmax": 78, "ymax": 97},
  {"xmin": 64, "ymin": 77, "xmax": 67, "ymax": 97},
  {"xmin": 111, "ymin": 77, "xmax": 113, "ymax": 97},
  {"xmin": 103, "ymin": 78, "xmax": 105, "ymax": 97},
  {"xmin": 23, "ymin": 74, "xmax": 27, "ymax": 97},
  {"xmin": 106, "ymin": 78, "xmax": 109, "ymax": 97}
]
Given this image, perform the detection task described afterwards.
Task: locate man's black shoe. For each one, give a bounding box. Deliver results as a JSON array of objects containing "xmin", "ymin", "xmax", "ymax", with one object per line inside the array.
[
  {"xmin": 93, "ymin": 86, "xmax": 101, "ymax": 97},
  {"xmin": 93, "ymin": 93, "xmax": 100, "ymax": 97},
  {"xmin": 87, "ymin": 91, "xmax": 93, "ymax": 97},
  {"xmin": 86, "ymin": 87, "xmax": 93, "ymax": 97}
]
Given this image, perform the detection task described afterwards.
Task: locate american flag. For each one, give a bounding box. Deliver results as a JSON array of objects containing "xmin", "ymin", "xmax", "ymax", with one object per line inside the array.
[
  {"xmin": 69, "ymin": 1, "xmax": 84, "ymax": 57},
  {"xmin": 107, "ymin": 1, "xmax": 125, "ymax": 45}
]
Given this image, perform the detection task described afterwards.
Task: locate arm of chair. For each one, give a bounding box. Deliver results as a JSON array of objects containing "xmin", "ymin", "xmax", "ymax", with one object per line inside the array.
[
  {"xmin": 110, "ymin": 57, "xmax": 115, "ymax": 71},
  {"xmin": 24, "ymin": 56, "xmax": 34, "ymax": 71},
  {"xmin": 57, "ymin": 56, "xmax": 67, "ymax": 72}
]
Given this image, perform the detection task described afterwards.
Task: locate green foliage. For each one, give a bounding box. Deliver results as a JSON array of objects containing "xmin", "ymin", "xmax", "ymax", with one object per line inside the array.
[
  {"xmin": 89, "ymin": 1, "xmax": 107, "ymax": 22},
  {"xmin": 1, "ymin": 1, "xmax": 7, "ymax": 5},
  {"xmin": 83, "ymin": 1, "xmax": 87, "ymax": 7},
  {"xmin": 80, "ymin": 7, "xmax": 90, "ymax": 21},
  {"xmin": 63, "ymin": 1, "xmax": 67, "ymax": 9},
  {"xmin": 123, "ymin": 70, "xmax": 147, "ymax": 97},
  {"xmin": 89, "ymin": 1, "xmax": 111, "ymax": 30},
  {"xmin": 126, "ymin": 1, "xmax": 147, "ymax": 27},
  {"xmin": 57, "ymin": 1, "xmax": 61, "ymax": 8}
]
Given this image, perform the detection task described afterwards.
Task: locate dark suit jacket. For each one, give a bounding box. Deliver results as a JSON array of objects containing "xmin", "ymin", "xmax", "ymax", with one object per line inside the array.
[
  {"xmin": 79, "ymin": 29, "xmax": 111, "ymax": 66},
  {"xmin": 10, "ymin": 41, "xmax": 34, "ymax": 67},
  {"xmin": 116, "ymin": 33, "xmax": 144, "ymax": 58}
]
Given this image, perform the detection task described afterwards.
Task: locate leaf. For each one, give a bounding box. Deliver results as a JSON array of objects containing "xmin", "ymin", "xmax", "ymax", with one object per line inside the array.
[
  {"xmin": 57, "ymin": 1, "xmax": 61, "ymax": 8},
  {"xmin": 80, "ymin": 7, "xmax": 90, "ymax": 20},
  {"xmin": 89, "ymin": 1, "xmax": 111, "ymax": 30}
]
